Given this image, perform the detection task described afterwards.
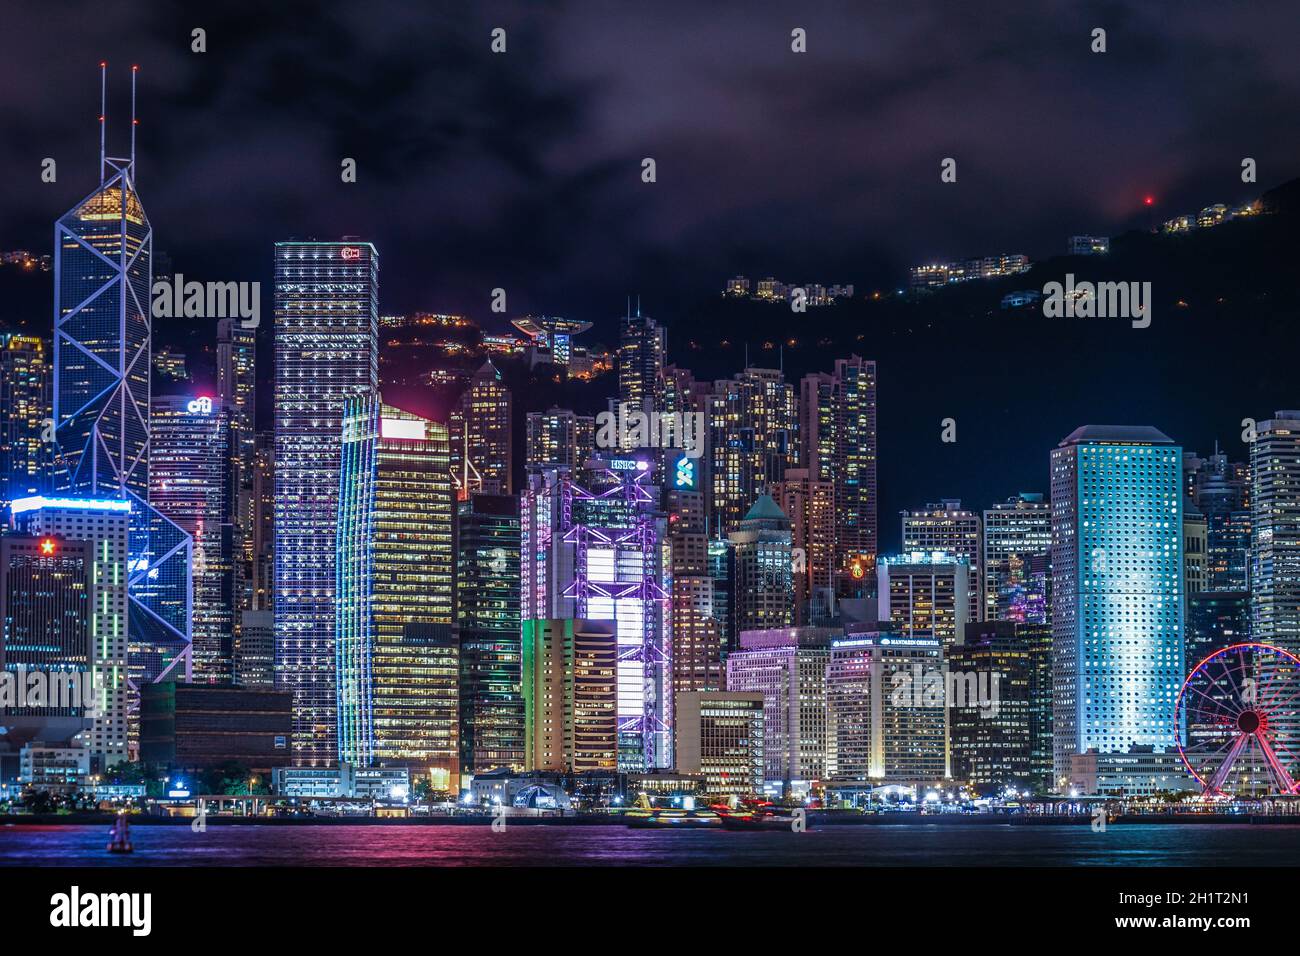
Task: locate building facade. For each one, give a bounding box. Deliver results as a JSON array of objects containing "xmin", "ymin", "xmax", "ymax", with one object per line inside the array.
[
  {"xmin": 7, "ymin": 496, "xmax": 131, "ymax": 768},
  {"xmin": 825, "ymin": 633, "xmax": 948, "ymax": 784},
  {"xmin": 878, "ymin": 552, "xmax": 971, "ymax": 648},
  {"xmin": 273, "ymin": 239, "xmax": 379, "ymax": 766},
  {"xmin": 725, "ymin": 627, "xmax": 833, "ymax": 789},
  {"xmin": 673, "ymin": 690, "xmax": 765, "ymax": 799},
  {"xmin": 983, "ymin": 493, "xmax": 1052, "ymax": 624},
  {"xmin": 1250, "ymin": 412, "xmax": 1300, "ymax": 653},
  {"xmin": 53, "ymin": 145, "xmax": 192, "ymax": 688},
  {"xmin": 335, "ymin": 398, "xmax": 456, "ymax": 780},
  {"xmin": 456, "ymin": 492, "xmax": 525, "ymax": 775},
  {"xmin": 1050, "ymin": 425, "xmax": 1185, "ymax": 787},
  {"xmin": 0, "ymin": 334, "xmax": 49, "ymax": 510},
  {"xmin": 728, "ymin": 495, "xmax": 795, "ymax": 633},
  {"xmin": 800, "ymin": 357, "xmax": 878, "ymax": 596},
  {"xmin": 902, "ymin": 500, "xmax": 982, "ymax": 624},
  {"xmin": 522, "ymin": 619, "xmax": 618, "ymax": 773},
  {"xmin": 450, "ymin": 360, "xmax": 513, "ymax": 497},
  {"xmin": 149, "ymin": 394, "xmax": 235, "ymax": 683},
  {"xmin": 773, "ymin": 469, "xmax": 835, "ymax": 625},
  {"xmin": 948, "ymin": 620, "xmax": 1051, "ymax": 793}
]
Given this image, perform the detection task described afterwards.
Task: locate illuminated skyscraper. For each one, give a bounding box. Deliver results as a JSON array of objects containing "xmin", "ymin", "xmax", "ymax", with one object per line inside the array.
[
  {"xmin": 1050, "ymin": 426, "xmax": 1184, "ymax": 786},
  {"xmin": 519, "ymin": 457, "xmax": 669, "ymax": 770},
  {"xmin": 617, "ymin": 311, "xmax": 666, "ymax": 415},
  {"xmin": 522, "ymin": 618, "xmax": 619, "ymax": 773},
  {"xmin": 773, "ymin": 469, "xmax": 835, "ymax": 624},
  {"xmin": 1184, "ymin": 504, "xmax": 1209, "ymax": 598},
  {"xmin": 707, "ymin": 534, "xmax": 734, "ymax": 650},
  {"xmin": 216, "ymin": 318, "xmax": 256, "ymax": 610},
  {"xmin": 249, "ymin": 430, "xmax": 274, "ymax": 609},
  {"xmin": 983, "ymin": 493, "xmax": 1052, "ymax": 624},
  {"xmin": 673, "ymin": 691, "xmax": 765, "ymax": 799},
  {"xmin": 52, "ymin": 72, "xmax": 192, "ymax": 687},
  {"xmin": 8, "ymin": 496, "xmax": 131, "ymax": 768},
  {"xmin": 273, "ymin": 239, "xmax": 378, "ymax": 765},
  {"xmin": 948, "ymin": 620, "xmax": 1051, "ymax": 792},
  {"xmin": 902, "ymin": 500, "xmax": 982, "ymax": 624},
  {"xmin": 449, "ymin": 360, "xmax": 513, "ymax": 497},
  {"xmin": 456, "ymin": 492, "xmax": 524, "ymax": 774},
  {"xmin": 725, "ymin": 627, "xmax": 833, "ymax": 789},
  {"xmin": 1186, "ymin": 449, "xmax": 1250, "ymax": 593},
  {"xmin": 878, "ymin": 552, "xmax": 971, "ymax": 648},
  {"xmin": 1249, "ymin": 412, "xmax": 1300, "ymax": 766},
  {"xmin": 728, "ymin": 494, "xmax": 794, "ymax": 633},
  {"xmin": 800, "ymin": 356, "xmax": 878, "ymax": 595},
  {"xmin": 149, "ymin": 394, "xmax": 235, "ymax": 683},
  {"xmin": 825, "ymin": 632, "xmax": 948, "ymax": 784},
  {"xmin": 0, "ymin": 334, "xmax": 50, "ymax": 510},
  {"xmin": 525, "ymin": 407, "xmax": 594, "ymax": 473},
  {"xmin": 1, "ymin": 535, "xmax": 92, "ymax": 743},
  {"xmin": 335, "ymin": 398, "xmax": 456, "ymax": 782},
  {"xmin": 664, "ymin": 487, "xmax": 722, "ymax": 718},
  {"xmin": 1186, "ymin": 590, "xmax": 1249, "ymax": 670},
  {"xmin": 708, "ymin": 367, "xmax": 798, "ymax": 531}
]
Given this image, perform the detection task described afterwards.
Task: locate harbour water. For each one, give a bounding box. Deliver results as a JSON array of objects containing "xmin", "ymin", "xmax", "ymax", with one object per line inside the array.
[{"xmin": 3, "ymin": 822, "xmax": 1299, "ymax": 866}]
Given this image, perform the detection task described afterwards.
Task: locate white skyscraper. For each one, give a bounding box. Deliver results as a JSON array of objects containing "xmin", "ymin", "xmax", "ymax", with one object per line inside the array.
[{"xmin": 273, "ymin": 240, "xmax": 378, "ymax": 765}]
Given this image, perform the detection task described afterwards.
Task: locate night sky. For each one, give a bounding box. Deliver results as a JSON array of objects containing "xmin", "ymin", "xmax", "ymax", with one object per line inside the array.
[{"xmin": 3, "ymin": 1, "xmax": 1299, "ymax": 548}]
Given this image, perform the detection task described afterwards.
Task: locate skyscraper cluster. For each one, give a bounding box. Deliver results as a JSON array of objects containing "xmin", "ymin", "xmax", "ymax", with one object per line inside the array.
[{"xmin": 3, "ymin": 81, "xmax": 1298, "ymax": 805}]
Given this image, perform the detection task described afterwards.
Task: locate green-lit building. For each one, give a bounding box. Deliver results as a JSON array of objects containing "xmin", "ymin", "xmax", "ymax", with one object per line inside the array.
[{"xmin": 522, "ymin": 618, "xmax": 618, "ymax": 774}]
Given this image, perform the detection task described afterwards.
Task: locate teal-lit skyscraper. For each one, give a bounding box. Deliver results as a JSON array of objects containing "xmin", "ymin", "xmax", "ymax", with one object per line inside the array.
[
  {"xmin": 335, "ymin": 398, "xmax": 456, "ymax": 784},
  {"xmin": 1050, "ymin": 426, "xmax": 1184, "ymax": 787},
  {"xmin": 52, "ymin": 67, "xmax": 193, "ymax": 688}
]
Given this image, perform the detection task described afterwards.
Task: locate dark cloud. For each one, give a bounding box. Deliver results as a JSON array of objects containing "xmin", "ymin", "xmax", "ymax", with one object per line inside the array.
[{"xmin": 1, "ymin": 0, "xmax": 1298, "ymax": 324}]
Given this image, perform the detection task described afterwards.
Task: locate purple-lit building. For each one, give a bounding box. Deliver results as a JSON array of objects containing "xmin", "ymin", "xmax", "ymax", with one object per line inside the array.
[{"xmin": 520, "ymin": 455, "xmax": 669, "ymax": 770}]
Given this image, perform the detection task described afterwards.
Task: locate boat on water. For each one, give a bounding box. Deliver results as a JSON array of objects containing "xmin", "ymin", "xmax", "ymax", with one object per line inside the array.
[
  {"xmin": 716, "ymin": 799, "xmax": 809, "ymax": 831},
  {"xmin": 623, "ymin": 793, "xmax": 721, "ymax": 828},
  {"xmin": 718, "ymin": 809, "xmax": 804, "ymax": 831},
  {"xmin": 107, "ymin": 814, "xmax": 133, "ymax": 854},
  {"xmin": 625, "ymin": 807, "xmax": 722, "ymax": 828}
]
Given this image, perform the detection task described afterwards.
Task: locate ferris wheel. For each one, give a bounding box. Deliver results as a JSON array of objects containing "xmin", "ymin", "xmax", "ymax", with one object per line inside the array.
[{"xmin": 1175, "ymin": 642, "xmax": 1300, "ymax": 797}]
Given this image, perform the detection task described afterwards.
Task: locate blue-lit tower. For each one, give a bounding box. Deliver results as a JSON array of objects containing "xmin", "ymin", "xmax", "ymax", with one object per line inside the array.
[
  {"xmin": 1050, "ymin": 426, "xmax": 1184, "ymax": 789},
  {"xmin": 52, "ymin": 64, "xmax": 193, "ymax": 694}
]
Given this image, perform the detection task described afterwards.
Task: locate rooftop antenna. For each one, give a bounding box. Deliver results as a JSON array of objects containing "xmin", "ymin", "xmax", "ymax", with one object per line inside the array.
[
  {"xmin": 130, "ymin": 64, "xmax": 139, "ymax": 177},
  {"xmin": 636, "ymin": 294, "xmax": 641, "ymax": 318},
  {"xmin": 779, "ymin": 344, "xmax": 784, "ymax": 374},
  {"xmin": 99, "ymin": 61, "xmax": 107, "ymax": 185},
  {"xmin": 744, "ymin": 342, "xmax": 749, "ymax": 369}
]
